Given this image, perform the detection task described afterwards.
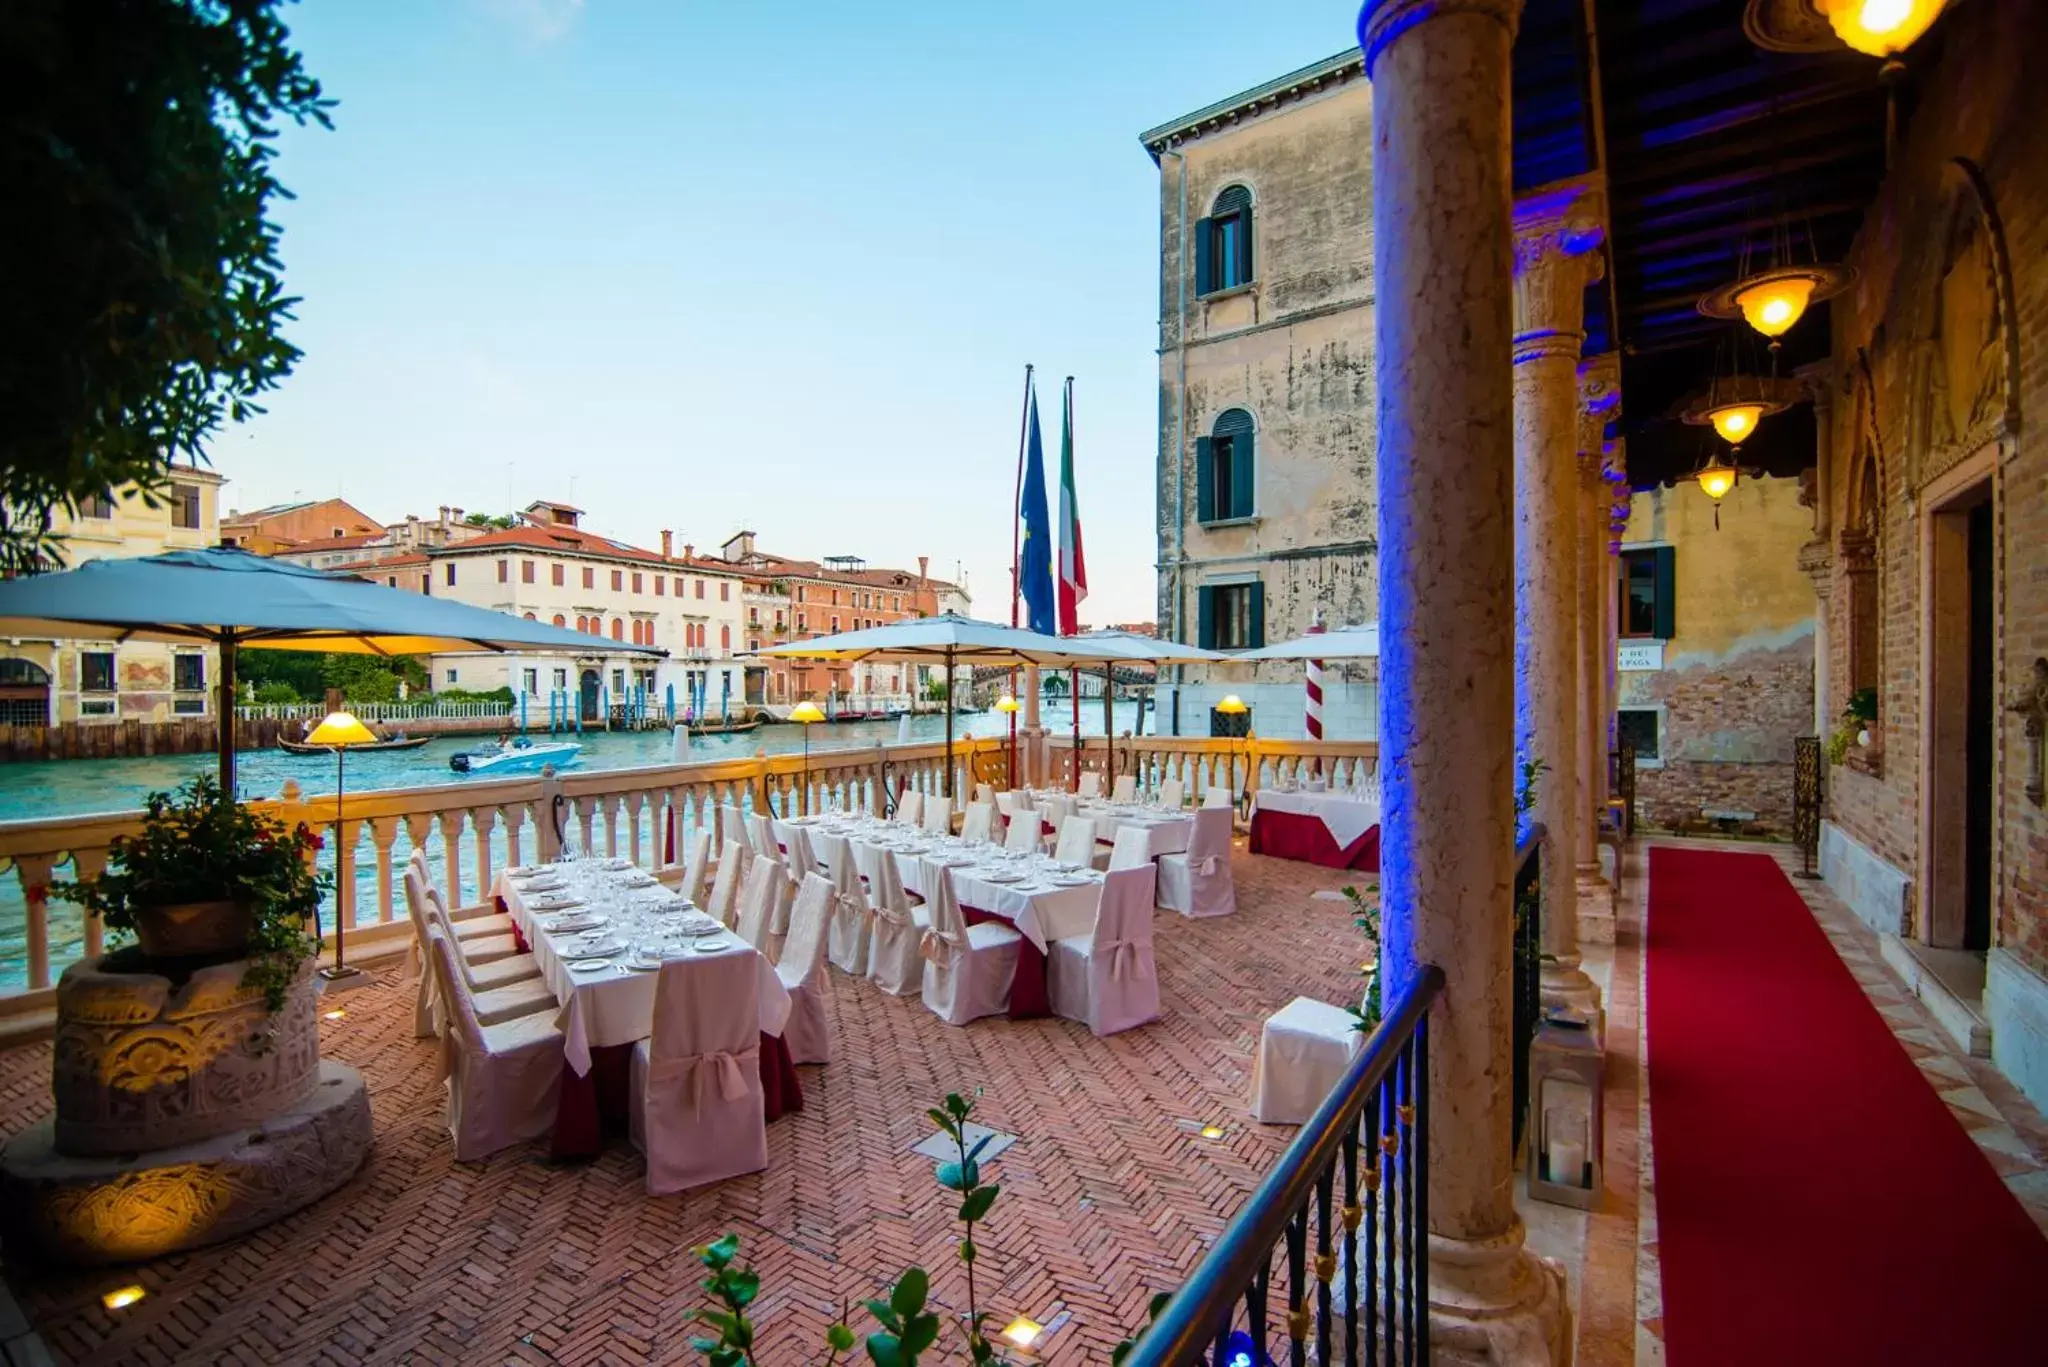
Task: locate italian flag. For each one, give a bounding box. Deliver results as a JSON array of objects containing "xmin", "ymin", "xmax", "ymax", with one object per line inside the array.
[{"xmin": 1057, "ymin": 379, "xmax": 1087, "ymax": 636}]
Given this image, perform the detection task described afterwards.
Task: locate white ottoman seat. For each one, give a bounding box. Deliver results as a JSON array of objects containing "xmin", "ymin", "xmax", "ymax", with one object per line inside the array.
[{"xmin": 1251, "ymin": 996, "xmax": 1361, "ymax": 1124}]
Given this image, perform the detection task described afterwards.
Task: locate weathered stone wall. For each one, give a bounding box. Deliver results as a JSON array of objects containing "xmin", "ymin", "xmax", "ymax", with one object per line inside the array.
[
  {"xmin": 1153, "ymin": 79, "xmax": 1378, "ymax": 695},
  {"xmin": 1618, "ymin": 478, "xmax": 1815, "ymax": 837}
]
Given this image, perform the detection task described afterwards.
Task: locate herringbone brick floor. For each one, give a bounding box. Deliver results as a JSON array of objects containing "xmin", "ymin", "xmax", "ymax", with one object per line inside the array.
[{"xmin": 1, "ymin": 848, "xmax": 1378, "ymax": 1365}]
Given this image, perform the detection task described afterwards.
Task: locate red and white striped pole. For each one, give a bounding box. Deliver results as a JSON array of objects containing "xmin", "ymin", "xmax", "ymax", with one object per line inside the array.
[{"xmin": 1305, "ymin": 610, "xmax": 1325, "ymax": 777}]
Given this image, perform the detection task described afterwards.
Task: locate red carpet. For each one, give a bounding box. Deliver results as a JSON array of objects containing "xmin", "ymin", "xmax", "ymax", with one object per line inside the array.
[{"xmin": 1647, "ymin": 847, "xmax": 2048, "ymax": 1366}]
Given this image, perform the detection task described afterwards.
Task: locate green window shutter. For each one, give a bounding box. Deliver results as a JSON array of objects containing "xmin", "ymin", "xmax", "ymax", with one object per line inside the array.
[
  {"xmin": 1248, "ymin": 581, "xmax": 1266, "ymax": 648},
  {"xmin": 1192, "ymin": 216, "xmax": 1214, "ymax": 296},
  {"xmin": 1653, "ymin": 545, "xmax": 1676, "ymax": 640},
  {"xmin": 1231, "ymin": 427, "xmax": 1256, "ymax": 518},
  {"xmin": 1196, "ymin": 436, "xmax": 1215, "ymax": 523},
  {"xmin": 1235, "ymin": 213, "xmax": 1254, "ymax": 284},
  {"xmin": 1196, "ymin": 587, "xmax": 1215, "ymax": 650}
]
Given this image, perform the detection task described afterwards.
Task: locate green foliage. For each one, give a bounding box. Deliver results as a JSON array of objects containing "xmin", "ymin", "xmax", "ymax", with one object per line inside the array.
[
  {"xmin": 1, "ymin": 0, "xmax": 332, "ymax": 572},
  {"xmin": 252, "ymin": 680, "xmax": 302, "ymax": 705},
  {"xmin": 433, "ymin": 685, "xmax": 515, "ymax": 706},
  {"xmin": 1514, "ymin": 756, "xmax": 1549, "ymax": 819},
  {"xmin": 1826, "ymin": 690, "xmax": 1879, "ymax": 765},
  {"xmin": 237, "ymin": 650, "xmax": 428, "ymax": 705},
  {"xmin": 52, "ymin": 776, "xmax": 326, "ymax": 1009},
  {"xmin": 462, "ymin": 512, "xmax": 518, "ymax": 530},
  {"xmin": 1845, "ymin": 686, "xmax": 1879, "ymax": 724},
  {"xmin": 1343, "ymin": 883, "xmax": 1383, "ymax": 1034},
  {"xmin": 923, "ymin": 677, "xmax": 950, "ymax": 702}
]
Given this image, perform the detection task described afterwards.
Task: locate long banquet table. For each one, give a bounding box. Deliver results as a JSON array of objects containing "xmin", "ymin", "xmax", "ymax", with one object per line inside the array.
[
  {"xmin": 494, "ymin": 858, "xmax": 801, "ymax": 1157},
  {"xmin": 1025, "ymin": 792, "xmax": 1195, "ymax": 860},
  {"xmin": 1248, "ymin": 788, "xmax": 1382, "ymax": 871}
]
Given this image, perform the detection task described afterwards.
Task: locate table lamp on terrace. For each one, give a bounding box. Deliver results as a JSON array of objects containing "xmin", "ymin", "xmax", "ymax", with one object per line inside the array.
[
  {"xmin": 995, "ymin": 693, "xmax": 1021, "ymax": 791},
  {"xmin": 1217, "ymin": 695, "xmax": 1250, "ymax": 811},
  {"xmin": 790, "ymin": 700, "xmax": 825, "ymax": 814},
  {"xmin": 306, "ymin": 709, "xmax": 376, "ymax": 984}
]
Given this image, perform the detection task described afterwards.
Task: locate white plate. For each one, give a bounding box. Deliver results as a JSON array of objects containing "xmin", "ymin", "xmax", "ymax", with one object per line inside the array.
[
  {"xmin": 541, "ymin": 911, "xmax": 604, "ymax": 931},
  {"xmin": 567, "ymin": 958, "xmax": 616, "ymax": 973},
  {"xmin": 569, "ymin": 938, "xmax": 626, "ymax": 958},
  {"xmin": 979, "ymin": 871, "xmax": 1024, "ymax": 884},
  {"xmin": 600, "ymin": 857, "xmax": 634, "ymax": 871}
]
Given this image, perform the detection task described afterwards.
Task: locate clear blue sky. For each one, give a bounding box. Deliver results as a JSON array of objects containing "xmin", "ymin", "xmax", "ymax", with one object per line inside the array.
[{"xmin": 231, "ymin": 0, "xmax": 1357, "ymax": 625}]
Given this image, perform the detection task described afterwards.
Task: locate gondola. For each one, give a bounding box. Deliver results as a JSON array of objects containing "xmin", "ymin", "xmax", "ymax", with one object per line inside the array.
[
  {"xmin": 690, "ymin": 717, "xmax": 763, "ymax": 737},
  {"xmin": 278, "ymin": 735, "xmax": 431, "ymax": 755}
]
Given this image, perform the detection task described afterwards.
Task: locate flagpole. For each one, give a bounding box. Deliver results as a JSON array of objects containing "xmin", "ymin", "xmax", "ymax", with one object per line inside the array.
[
  {"xmin": 1065, "ymin": 376, "xmax": 1081, "ymax": 792},
  {"xmin": 1009, "ymin": 364, "xmax": 1031, "ymax": 789}
]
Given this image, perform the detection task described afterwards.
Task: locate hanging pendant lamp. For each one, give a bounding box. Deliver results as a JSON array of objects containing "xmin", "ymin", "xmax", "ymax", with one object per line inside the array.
[{"xmin": 1814, "ymin": 0, "xmax": 1948, "ymax": 59}]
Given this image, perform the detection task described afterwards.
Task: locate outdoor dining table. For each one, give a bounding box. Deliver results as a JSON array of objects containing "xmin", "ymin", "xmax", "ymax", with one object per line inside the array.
[
  {"xmin": 1249, "ymin": 788, "xmax": 1383, "ymax": 871},
  {"xmin": 1030, "ymin": 794, "xmax": 1195, "ymax": 860},
  {"xmin": 777, "ymin": 814, "xmax": 1101, "ymax": 1018},
  {"xmin": 494, "ymin": 858, "xmax": 801, "ymax": 1159}
]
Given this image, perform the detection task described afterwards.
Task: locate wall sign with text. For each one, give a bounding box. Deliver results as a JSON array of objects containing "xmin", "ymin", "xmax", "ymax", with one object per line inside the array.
[{"xmin": 1617, "ymin": 640, "xmax": 1665, "ymax": 672}]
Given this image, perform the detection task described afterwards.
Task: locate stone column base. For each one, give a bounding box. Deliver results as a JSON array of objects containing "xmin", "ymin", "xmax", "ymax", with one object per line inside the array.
[
  {"xmin": 1540, "ymin": 961, "xmax": 1604, "ymax": 1038},
  {"xmin": 1429, "ymin": 1222, "xmax": 1573, "ymax": 1365},
  {"xmin": 1575, "ymin": 874, "xmax": 1616, "ymax": 945}
]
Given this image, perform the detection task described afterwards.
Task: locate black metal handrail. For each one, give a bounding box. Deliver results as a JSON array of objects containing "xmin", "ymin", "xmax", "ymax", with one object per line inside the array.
[
  {"xmin": 1127, "ymin": 965, "xmax": 1446, "ymax": 1367},
  {"xmin": 1510, "ymin": 825, "xmax": 1544, "ymax": 1155}
]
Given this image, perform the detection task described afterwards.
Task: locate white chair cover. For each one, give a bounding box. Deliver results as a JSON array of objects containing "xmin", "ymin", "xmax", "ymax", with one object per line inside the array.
[
  {"xmin": 996, "ymin": 789, "xmax": 1026, "ymax": 817},
  {"xmin": 1077, "ymin": 771, "xmax": 1103, "ymax": 799},
  {"xmin": 735, "ymin": 857, "xmax": 781, "ymax": 959},
  {"xmin": 747, "ymin": 812, "xmax": 779, "ymax": 861},
  {"xmin": 960, "ymin": 801, "xmax": 997, "ymax": 844},
  {"xmin": 425, "ymin": 926, "xmax": 564, "ymax": 1161},
  {"xmin": 1159, "ymin": 776, "xmax": 1185, "ymax": 810},
  {"xmin": 779, "ymin": 826, "xmax": 818, "ymax": 933},
  {"xmin": 1108, "ymin": 824, "xmax": 1153, "ymax": 871},
  {"xmin": 1111, "ymin": 774, "xmax": 1138, "ymax": 803},
  {"xmin": 974, "ymin": 782, "xmax": 995, "ymax": 806},
  {"xmin": 1203, "ymin": 785, "xmax": 1234, "ymax": 808},
  {"xmin": 918, "ymin": 855, "xmax": 1020, "ymax": 1027},
  {"xmin": 1252, "ymin": 996, "xmax": 1361, "ymax": 1125},
  {"xmin": 921, "ymin": 794, "xmax": 953, "ymax": 835},
  {"xmin": 425, "ymin": 882, "xmax": 542, "ymax": 990},
  {"xmin": 1054, "ymin": 815, "xmax": 1099, "ymax": 868},
  {"xmin": 1048, "ymin": 864, "xmax": 1160, "ymax": 1036},
  {"xmin": 862, "ymin": 841, "xmax": 928, "ymax": 996},
  {"xmin": 820, "ymin": 833, "xmax": 872, "ymax": 975},
  {"xmin": 401, "ymin": 864, "xmax": 442, "ymax": 1037},
  {"xmin": 1156, "ymin": 805, "xmax": 1237, "ymax": 917},
  {"xmin": 775, "ymin": 873, "xmax": 835, "ymax": 1064},
  {"xmin": 629, "ymin": 950, "xmax": 767, "ymax": 1193},
  {"xmin": 676, "ymin": 827, "xmax": 714, "ymax": 906},
  {"xmin": 704, "ymin": 839, "xmax": 746, "ymax": 926},
  {"xmin": 894, "ymin": 789, "xmax": 923, "ymax": 825},
  {"xmin": 719, "ymin": 802, "xmax": 748, "ymax": 853},
  {"xmin": 1005, "ymin": 807, "xmax": 1045, "ymax": 853}
]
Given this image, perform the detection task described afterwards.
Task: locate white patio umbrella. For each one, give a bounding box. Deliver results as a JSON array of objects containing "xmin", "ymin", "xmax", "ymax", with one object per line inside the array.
[
  {"xmin": 1068, "ymin": 630, "xmax": 1229, "ymax": 784},
  {"xmin": 1229, "ymin": 622, "xmax": 1381, "ymax": 661},
  {"xmin": 0, "ymin": 547, "xmax": 661, "ymax": 795},
  {"xmin": 753, "ymin": 613, "xmax": 1123, "ymax": 796}
]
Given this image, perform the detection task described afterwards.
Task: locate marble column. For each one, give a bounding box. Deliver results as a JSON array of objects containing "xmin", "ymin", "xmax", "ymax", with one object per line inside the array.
[
  {"xmin": 1604, "ymin": 441, "xmax": 1630, "ymax": 812},
  {"xmin": 1358, "ymin": 0, "xmax": 1571, "ymax": 1361},
  {"xmin": 1512, "ymin": 178, "xmax": 1604, "ymax": 1021},
  {"xmin": 1797, "ymin": 362, "xmax": 1837, "ymax": 734},
  {"xmin": 1575, "ymin": 356, "xmax": 1621, "ymax": 941}
]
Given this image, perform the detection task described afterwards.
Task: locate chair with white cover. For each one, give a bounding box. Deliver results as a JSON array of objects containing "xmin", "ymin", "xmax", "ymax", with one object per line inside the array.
[
  {"xmin": 423, "ymin": 881, "xmax": 548, "ymax": 998},
  {"xmin": 780, "ymin": 825, "xmax": 819, "ymax": 926},
  {"xmin": 1077, "ymin": 771, "xmax": 1103, "ymax": 799},
  {"xmin": 894, "ymin": 789, "xmax": 923, "ymax": 826},
  {"xmin": 774, "ymin": 873, "xmax": 835, "ymax": 1064},
  {"xmin": 919, "ymin": 856, "xmax": 1020, "ymax": 1026},
  {"xmin": 960, "ymin": 801, "xmax": 997, "ymax": 844},
  {"xmin": 747, "ymin": 812, "xmax": 779, "ymax": 862},
  {"xmin": 1111, "ymin": 774, "xmax": 1138, "ymax": 803},
  {"xmin": 408, "ymin": 850, "xmax": 519, "ymax": 948},
  {"xmin": 400, "ymin": 864, "xmax": 449, "ymax": 1037},
  {"xmin": 1048, "ymin": 865, "xmax": 1161, "ymax": 1036},
  {"xmin": 703, "ymin": 839, "xmax": 746, "ymax": 926},
  {"xmin": 719, "ymin": 802, "xmax": 749, "ymax": 854},
  {"xmin": 1005, "ymin": 806, "xmax": 1045, "ymax": 853},
  {"xmin": 1156, "ymin": 805, "xmax": 1237, "ymax": 917},
  {"xmin": 921, "ymin": 793, "xmax": 953, "ymax": 836},
  {"xmin": 1203, "ymin": 785, "xmax": 1234, "ymax": 809},
  {"xmin": 862, "ymin": 843, "xmax": 929, "ymax": 996},
  {"xmin": 669, "ymin": 827, "xmax": 713, "ymax": 906},
  {"xmin": 425, "ymin": 925, "xmax": 564, "ymax": 1161},
  {"xmin": 1252, "ymin": 996, "xmax": 1361, "ymax": 1124},
  {"xmin": 820, "ymin": 832, "xmax": 872, "ymax": 975},
  {"xmin": 974, "ymin": 782, "xmax": 995, "ymax": 806},
  {"xmin": 996, "ymin": 789, "xmax": 1026, "ymax": 818},
  {"xmin": 734, "ymin": 856, "xmax": 782, "ymax": 958},
  {"xmin": 628, "ymin": 950, "xmax": 767, "ymax": 1194},
  {"xmin": 1158, "ymin": 776, "xmax": 1186, "ymax": 810},
  {"xmin": 1108, "ymin": 824, "xmax": 1153, "ymax": 871},
  {"xmin": 1054, "ymin": 815, "xmax": 1099, "ymax": 868}
]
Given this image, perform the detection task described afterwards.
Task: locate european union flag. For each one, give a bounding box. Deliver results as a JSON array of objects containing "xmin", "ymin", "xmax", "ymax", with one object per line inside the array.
[{"xmin": 1018, "ymin": 382, "xmax": 1056, "ymax": 636}]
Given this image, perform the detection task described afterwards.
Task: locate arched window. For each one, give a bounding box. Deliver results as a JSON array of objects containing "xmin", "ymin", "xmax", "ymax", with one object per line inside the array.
[
  {"xmin": 720, "ymin": 624, "xmax": 731, "ymax": 650},
  {"xmin": 1197, "ymin": 184, "xmax": 1254, "ymax": 295},
  {"xmin": 1198, "ymin": 408, "xmax": 1256, "ymax": 523},
  {"xmin": 575, "ymin": 615, "xmax": 587, "ymax": 633},
  {"xmin": 553, "ymin": 613, "xmax": 566, "ymax": 628},
  {"xmin": 611, "ymin": 617, "xmax": 624, "ymax": 641},
  {"xmin": 523, "ymin": 612, "xmax": 536, "ymax": 621}
]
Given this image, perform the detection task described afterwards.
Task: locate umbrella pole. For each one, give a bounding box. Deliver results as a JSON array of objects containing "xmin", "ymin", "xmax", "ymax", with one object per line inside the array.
[
  {"xmin": 218, "ymin": 628, "xmax": 238, "ymax": 799},
  {"xmin": 1103, "ymin": 668, "xmax": 1114, "ymax": 785},
  {"xmin": 943, "ymin": 647, "xmax": 955, "ymax": 799},
  {"xmin": 1070, "ymin": 665, "xmax": 1080, "ymax": 792}
]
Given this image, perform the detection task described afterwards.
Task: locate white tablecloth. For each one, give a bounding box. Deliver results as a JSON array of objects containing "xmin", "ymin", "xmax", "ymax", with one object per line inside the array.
[
  {"xmin": 775, "ymin": 815, "xmax": 1101, "ymax": 953},
  {"xmin": 1026, "ymin": 792, "xmax": 1194, "ymax": 860},
  {"xmin": 1251, "ymin": 789, "xmax": 1381, "ymax": 850},
  {"xmin": 496, "ymin": 863, "xmax": 790, "ymax": 1075}
]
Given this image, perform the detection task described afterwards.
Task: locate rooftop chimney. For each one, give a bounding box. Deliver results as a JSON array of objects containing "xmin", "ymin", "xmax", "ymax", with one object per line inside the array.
[
  {"xmin": 918, "ymin": 555, "xmax": 929, "ymax": 582},
  {"xmin": 661, "ymin": 530, "xmax": 673, "ymax": 558},
  {"xmin": 684, "ymin": 543, "xmax": 695, "ymax": 561}
]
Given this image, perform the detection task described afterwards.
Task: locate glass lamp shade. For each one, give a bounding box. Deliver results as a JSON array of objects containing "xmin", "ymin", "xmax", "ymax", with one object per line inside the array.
[
  {"xmin": 305, "ymin": 711, "xmax": 377, "ymax": 747},
  {"xmin": 1734, "ymin": 276, "xmax": 1816, "ymax": 337},
  {"xmin": 1707, "ymin": 403, "xmax": 1765, "ymax": 445},
  {"xmin": 1819, "ymin": 0, "xmax": 1946, "ymax": 57},
  {"xmin": 994, "ymin": 694, "xmax": 1021, "ymax": 714},
  {"xmin": 789, "ymin": 701, "xmax": 826, "ymax": 724},
  {"xmin": 1696, "ymin": 459, "xmax": 1739, "ymax": 502},
  {"xmin": 1216, "ymin": 694, "xmax": 1250, "ymax": 714}
]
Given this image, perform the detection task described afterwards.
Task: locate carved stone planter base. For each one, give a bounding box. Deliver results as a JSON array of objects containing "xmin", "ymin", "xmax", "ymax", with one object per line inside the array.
[{"xmin": 0, "ymin": 1061, "xmax": 372, "ymax": 1267}]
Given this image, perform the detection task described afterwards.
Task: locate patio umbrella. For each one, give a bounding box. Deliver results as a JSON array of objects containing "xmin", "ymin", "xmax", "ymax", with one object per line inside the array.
[
  {"xmin": 1229, "ymin": 622, "xmax": 1381, "ymax": 661},
  {"xmin": 1069, "ymin": 630, "xmax": 1229, "ymax": 785},
  {"xmin": 0, "ymin": 547, "xmax": 660, "ymax": 795},
  {"xmin": 753, "ymin": 613, "xmax": 1121, "ymax": 796}
]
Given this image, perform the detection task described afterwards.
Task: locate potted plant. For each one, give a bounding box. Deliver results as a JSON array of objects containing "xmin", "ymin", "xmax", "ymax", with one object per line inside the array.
[
  {"xmin": 57, "ymin": 775, "xmax": 329, "ymax": 1010},
  {"xmin": 1824, "ymin": 687, "xmax": 1880, "ymax": 765}
]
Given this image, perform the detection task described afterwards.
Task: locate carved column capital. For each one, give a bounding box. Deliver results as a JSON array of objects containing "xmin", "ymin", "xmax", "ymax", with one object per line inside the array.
[
  {"xmin": 1357, "ymin": 0, "xmax": 1524, "ymax": 77},
  {"xmin": 1512, "ymin": 177, "xmax": 1607, "ymax": 363},
  {"xmin": 1577, "ymin": 352, "xmax": 1621, "ymax": 478},
  {"xmin": 1795, "ymin": 359, "xmax": 1836, "ymax": 415}
]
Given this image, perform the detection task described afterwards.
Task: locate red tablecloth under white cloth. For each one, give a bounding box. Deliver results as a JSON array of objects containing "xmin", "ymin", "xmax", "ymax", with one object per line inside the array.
[{"xmin": 1249, "ymin": 789, "xmax": 1382, "ymax": 871}]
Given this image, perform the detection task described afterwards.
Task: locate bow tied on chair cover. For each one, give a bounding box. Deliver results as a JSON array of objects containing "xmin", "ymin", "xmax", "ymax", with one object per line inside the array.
[
  {"xmin": 919, "ymin": 926, "xmax": 957, "ymax": 967},
  {"xmin": 1192, "ymin": 853, "xmax": 1220, "ymax": 876},
  {"xmin": 1096, "ymin": 936, "xmax": 1140, "ymax": 981},
  {"xmin": 650, "ymin": 1046, "xmax": 758, "ymax": 1114}
]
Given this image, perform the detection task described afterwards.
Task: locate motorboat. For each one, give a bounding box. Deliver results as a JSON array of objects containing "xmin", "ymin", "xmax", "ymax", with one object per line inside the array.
[{"xmin": 449, "ymin": 737, "xmax": 582, "ymax": 775}]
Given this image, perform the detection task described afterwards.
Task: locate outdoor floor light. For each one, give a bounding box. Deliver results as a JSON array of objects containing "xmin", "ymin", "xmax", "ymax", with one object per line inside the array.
[
  {"xmin": 789, "ymin": 700, "xmax": 824, "ymax": 814},
  {"xmin": 306, "ymin": 709, "xmax": 377, "ymax": 984}
]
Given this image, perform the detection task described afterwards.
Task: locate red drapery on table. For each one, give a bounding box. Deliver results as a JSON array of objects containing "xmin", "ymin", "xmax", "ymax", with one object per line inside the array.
[
  {"xmin": 549, "ymin": 1031, "xmax": 803, "ymax": 1160},
  {"xmin": 1248, "ymin": 808, "xmax": 1381, "ymax": 871},
  {"xmin": 961, "ymin": 906, "xmax": 1049, "ymax": 1019}
]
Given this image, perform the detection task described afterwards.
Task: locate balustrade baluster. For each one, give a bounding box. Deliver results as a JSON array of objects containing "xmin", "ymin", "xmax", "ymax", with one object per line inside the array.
[
  {"xmin": 1315, "ymin": 1169, "xmax": 1335, "ymax": 1366},
  {"xmin": 71, "ymin": 848, "xmax": 109, "ymax": 959},
  {"xmin": 442, "ymin": 813, "xmax": 465, "ymax": 910},
  {"xmin": 370, "ymin": 818, "xmax": 399, "ymax": 927},
  {"xmin": 1285, "ymin": 1203, "xmax": 1309, "ymax": 1367},
  {"xmin": 500, "ymin": 804, "xmax": 527, "ymax": 871},
  {"xmin": 576, "ymin": 797, "xmax": 597, "ymax": 857},
  {"xmin": 468, "ymin": 808, "xmax": 495, "ymax": 904},
  {"xmin": 623, "ymin": 792, "xmax": 647, "ymax": 865}
]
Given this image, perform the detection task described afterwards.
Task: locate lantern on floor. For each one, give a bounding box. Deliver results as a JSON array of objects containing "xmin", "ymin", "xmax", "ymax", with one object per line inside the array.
[{"xmin": 1527, "ymin": 1012, "xmax": 1604, "ymax": 1209}]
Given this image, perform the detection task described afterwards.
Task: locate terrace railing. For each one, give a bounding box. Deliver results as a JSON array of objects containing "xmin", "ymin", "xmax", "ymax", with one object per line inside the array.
[
  {"xmin": 1125, "ymin": 966, "xmax": 1444, "ymax": 1367},
  {"xmin": 236, "ymin": 700, "xmax": 516, "ymax": 722},
  {"xmin": 1047, "ymin": 735, "xmax": 1380, "ymax": 805},
  {"xmin": 0, "ymin": 737, "xmax": 1007, "ymax": 1020}
]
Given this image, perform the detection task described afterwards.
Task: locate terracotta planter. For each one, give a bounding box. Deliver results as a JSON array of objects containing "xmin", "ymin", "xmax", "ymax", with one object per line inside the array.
[{"xmin": 131, "ymin": 900, "xmax": 254, "ymax": 959}]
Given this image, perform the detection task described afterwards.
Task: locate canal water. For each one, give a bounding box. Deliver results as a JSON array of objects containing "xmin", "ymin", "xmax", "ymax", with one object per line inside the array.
[{"xmin": 0, "ymin": 703, "xmax": 1150, "ymax": 986}]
